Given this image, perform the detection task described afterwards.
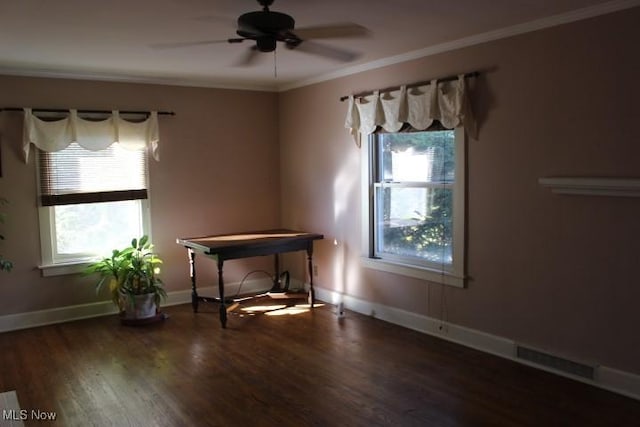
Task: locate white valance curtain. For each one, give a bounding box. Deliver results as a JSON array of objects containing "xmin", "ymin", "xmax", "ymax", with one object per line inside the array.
[
  {"xmin": 22, "ymin": 108, "xmax": 160, "ymax": 162},
  {"xmin": 344, "ymin": 75, "xmax": 476, "ymax": 145}
]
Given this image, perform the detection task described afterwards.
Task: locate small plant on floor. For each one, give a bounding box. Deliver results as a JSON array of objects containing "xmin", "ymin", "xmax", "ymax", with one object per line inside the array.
[{"xmin": 85, "ymin": 235, "xmax": 166, "ymax": 317}]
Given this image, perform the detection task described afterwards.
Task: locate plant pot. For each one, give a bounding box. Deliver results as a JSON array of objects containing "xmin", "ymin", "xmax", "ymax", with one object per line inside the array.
[{"xmin": 120, "ymin": 292, "xmax": 157, "ymax": 320}]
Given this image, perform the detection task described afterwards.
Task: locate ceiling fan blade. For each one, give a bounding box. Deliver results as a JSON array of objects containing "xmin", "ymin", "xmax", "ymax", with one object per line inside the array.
[
  {"xmin": 150, "ymin": 39, "xmax": 232, "ymax": 49},
  {"xmin": 234, "ymin": 45, "xmax": 261, "ymax": 67},
  {"xmin": 291, "ymin": 23, "xmax": 370, "ymax": 40},
  {"xmin": 291, "ymin": 40, "xmax": 360, "ymax": 62}
]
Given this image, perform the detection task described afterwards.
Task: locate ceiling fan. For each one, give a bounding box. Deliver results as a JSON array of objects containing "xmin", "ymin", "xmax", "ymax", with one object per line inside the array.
[{"xmin": 154, "ymin": 0, "xmax": 369, "ymax": 67}]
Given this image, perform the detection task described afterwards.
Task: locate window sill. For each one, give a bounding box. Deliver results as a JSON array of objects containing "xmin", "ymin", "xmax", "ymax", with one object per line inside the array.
[
  {"xmin": 39, "ymin": 261, "xmax": 92, "ymax": 277},
  {"xmin": 361, "ymin": 257, "xmax": 465, "ymax": 288}
]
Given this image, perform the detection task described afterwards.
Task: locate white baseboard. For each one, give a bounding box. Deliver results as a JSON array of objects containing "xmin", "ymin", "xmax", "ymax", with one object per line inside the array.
[
  {"xmin": 2, "ymin": 281, "xmax": 638, "ymax": 401},
  {"xmin": 0, "ymin": 278, "xmax": 273, "ymax": 333},
  {"xmin": 313, "ymin": 286, "xmax": 640, "ymax": 401},
  {"xmin": 0, "ymin": 301, "xmax": 119, "ymax": 333}
]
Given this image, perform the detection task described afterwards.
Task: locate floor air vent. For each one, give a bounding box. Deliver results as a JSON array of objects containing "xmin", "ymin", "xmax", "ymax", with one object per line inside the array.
[{"xmin": 516, "ymin": 345, "xmax": 595, "ymax": 380}]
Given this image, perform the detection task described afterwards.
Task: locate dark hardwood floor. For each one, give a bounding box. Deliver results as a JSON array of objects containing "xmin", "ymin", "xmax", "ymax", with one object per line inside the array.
[{"xmin": 1, "ymin": 301, "xmax": 639, "ymax": 427}]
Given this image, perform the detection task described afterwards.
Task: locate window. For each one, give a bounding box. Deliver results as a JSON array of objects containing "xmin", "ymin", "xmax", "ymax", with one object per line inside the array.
[
  {"xmin": 37, "ymin": 142, "xmax": 150, "ymax": 275},
  {"xmin": 363, "ymin": 126, "xmax": 465, "ymax": 287}
]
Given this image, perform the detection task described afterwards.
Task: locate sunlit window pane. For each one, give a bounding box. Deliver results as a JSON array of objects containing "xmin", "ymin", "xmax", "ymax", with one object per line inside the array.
[
  {"xmin": 373, "ymin": 129, "xmax": 455, "ymax": 267},
  {"xmin": 53, "ymin": 200, "xmax": 144, "ymax": 258},
  {"xmin": 376, "ymin": 187, "xmax": 452, "ymax": 264},
  {"xmin": 378, "ymin": 131, "xmax": 454, "ymax": 183}
]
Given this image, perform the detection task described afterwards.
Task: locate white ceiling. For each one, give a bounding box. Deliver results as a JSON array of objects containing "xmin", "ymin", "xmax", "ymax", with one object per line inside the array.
[{"xmin": 0, "ymin": 0, "xmax": 635, "ymax": 91}]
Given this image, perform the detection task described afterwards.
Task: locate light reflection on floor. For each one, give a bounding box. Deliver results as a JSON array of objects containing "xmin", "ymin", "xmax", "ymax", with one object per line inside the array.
[{"xmin": 237, "ymin": 303, "xmax": 325, "ymax": 317}]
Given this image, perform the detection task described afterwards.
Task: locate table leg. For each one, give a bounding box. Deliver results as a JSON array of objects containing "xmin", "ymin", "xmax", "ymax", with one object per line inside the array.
[
  {"xmin": 217, "ymin": 258, "xmax": 227, "ymax": 328},
  {"xmin": 188, "ymin": 249, "xmax": 198, "ymax": 313},
  {"xmin": 307, "ymin": 245, "xmax": 315, "ymax": 307},
  {"xmin": 271, "ymin": 253, "xmax": 281, "ymax": 291}
]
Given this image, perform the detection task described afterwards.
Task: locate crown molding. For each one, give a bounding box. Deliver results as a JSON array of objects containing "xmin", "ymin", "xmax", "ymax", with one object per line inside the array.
[
  {"xmin": 279, "ymin": 0, "xmax": 640, "ymax": 92},
  {"xmin": 0, "ymin": 66, "xmax": 278, "ymax": 93}
]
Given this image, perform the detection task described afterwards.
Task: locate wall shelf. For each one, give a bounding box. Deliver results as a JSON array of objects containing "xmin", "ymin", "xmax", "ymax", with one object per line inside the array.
[{"xmin": 538, "ymin": 177, "xmax": 640, "ymax": 197}]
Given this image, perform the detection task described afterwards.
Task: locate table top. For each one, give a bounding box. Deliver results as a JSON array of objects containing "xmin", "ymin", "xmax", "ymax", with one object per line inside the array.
[{"xmin": 176, "ymin": 229, "xmax": 324, "ymax": 260}]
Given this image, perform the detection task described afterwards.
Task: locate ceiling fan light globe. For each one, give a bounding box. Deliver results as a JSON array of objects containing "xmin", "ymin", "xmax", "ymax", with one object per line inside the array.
[{"xmin": 256, "ymin": 37, "xmax": 277, "ymax": 52}]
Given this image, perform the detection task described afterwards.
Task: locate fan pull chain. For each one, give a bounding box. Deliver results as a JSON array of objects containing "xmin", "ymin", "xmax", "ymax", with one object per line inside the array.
[{"xmin": 274, "ymin": 49, "xmax": 278, "ymax": 78}]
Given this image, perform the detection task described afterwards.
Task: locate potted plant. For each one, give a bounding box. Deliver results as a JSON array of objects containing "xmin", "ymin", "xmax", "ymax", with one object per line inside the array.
[
  {"xmin": 0, "ymin": 197, "xmax": 12, "ymax": 272},
  {"xmin": 85, "ymin": 235, "xmax": 166, "ymax": 321}
]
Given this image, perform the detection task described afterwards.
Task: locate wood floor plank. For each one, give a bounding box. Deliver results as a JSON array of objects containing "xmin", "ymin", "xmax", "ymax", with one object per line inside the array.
[{"xmin": 0, "ymin": 302, "xmax": 639, "ymax": 426}]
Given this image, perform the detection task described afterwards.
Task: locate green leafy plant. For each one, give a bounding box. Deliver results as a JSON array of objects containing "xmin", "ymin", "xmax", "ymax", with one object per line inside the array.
[
  {"xmin": 0, "ymin": 197, "xmax": 13, "ymax": 272},
  {"xmin": 85, "ymin": 235, "xmax": 166, "ymax": 311}
]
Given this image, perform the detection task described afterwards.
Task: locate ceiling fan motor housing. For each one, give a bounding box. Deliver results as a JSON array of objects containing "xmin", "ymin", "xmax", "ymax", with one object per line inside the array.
[{"xmin": 236, "ymin": 11, "xmax": 296, "ymax": 52}]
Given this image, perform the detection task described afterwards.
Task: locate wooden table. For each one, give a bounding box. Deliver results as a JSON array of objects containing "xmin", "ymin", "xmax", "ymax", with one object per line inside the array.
[{"xmin": 176, "ymin": 229, "xmax": 324, "ymax": 328}]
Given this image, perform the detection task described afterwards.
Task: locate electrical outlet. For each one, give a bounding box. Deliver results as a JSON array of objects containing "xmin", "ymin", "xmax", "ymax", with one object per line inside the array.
[{"xmin": 313, "ymin": 264, "xmax": 318, "ymax": 276}]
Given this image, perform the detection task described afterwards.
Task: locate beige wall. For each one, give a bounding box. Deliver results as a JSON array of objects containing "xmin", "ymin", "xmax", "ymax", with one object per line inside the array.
[
  {"xmin": 0, "ymin": 76, "xmax": 280, "ymax": 315},
  {"xmin": 279, "ymin": 8, "xmax": 640, "ymax": 375}
]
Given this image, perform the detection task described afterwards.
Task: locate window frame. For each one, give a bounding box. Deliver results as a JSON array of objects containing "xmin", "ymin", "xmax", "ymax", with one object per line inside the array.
[
  {"xmin": 36, "ymin": 146, "xmax": 152, "ymax": 277},
  {"xmin": 361, "ymin": 126, "xmax": 466, "ymax": 288}
]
